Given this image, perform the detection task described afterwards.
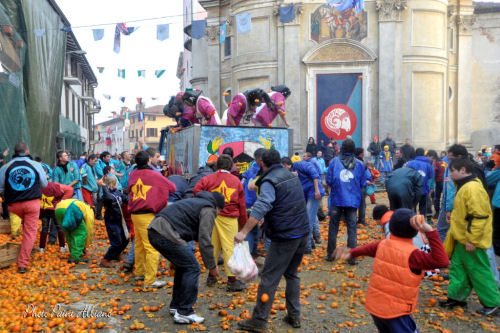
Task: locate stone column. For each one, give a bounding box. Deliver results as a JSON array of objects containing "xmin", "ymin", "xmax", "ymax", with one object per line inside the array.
[
  {"xmin": 205, "ymin": 23, "xmax": 221, "ymax": 113},
  {"xmin": 376, "ymin": 0, "xmax": 407, "ymax": 140},
  {"xmin": 455, "ymin": 3, "xmax": 474, "ymax": 144}
]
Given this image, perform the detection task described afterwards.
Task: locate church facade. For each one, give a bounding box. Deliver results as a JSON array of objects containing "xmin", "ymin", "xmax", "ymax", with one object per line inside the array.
[{"xmin": 189, "ymin": 0, "xmax": 500, "ymax": 151}]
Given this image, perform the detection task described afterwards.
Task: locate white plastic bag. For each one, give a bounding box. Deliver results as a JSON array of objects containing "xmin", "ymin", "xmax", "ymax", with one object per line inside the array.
[{"xmin": 228, "ymin": 241, "xmax": 259, "ymax": 283}]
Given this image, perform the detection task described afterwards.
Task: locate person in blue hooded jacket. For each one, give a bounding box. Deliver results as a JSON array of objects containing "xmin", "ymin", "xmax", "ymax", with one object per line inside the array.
[
  {"xmin": 242, "ymin": 148, "xmax": 267, "ymax": 256},
  {"xmin": 325, "ymin": 139, "xmax": 367, "ymax": 263},
  {"xmin": 293, "ymin": 152, "xmax": 324, "ymax": 254},
  {"xmin": 406, "ymin": 148, "xmax": 435, "ymax": 216}
]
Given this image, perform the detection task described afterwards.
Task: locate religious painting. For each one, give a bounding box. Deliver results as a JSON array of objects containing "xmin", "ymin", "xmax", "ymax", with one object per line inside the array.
[
  {"xmin": 316, "ymin": 73, "xmax": 362, "ymax": 147},
  {"xmin": 311, "ymin": 2, "xmax": 367, "ymax": 42}
]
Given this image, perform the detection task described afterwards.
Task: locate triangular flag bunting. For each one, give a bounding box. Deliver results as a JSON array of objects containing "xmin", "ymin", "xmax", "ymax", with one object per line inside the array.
[
  {"xmin": 117, "ymin": 69, "xmax": 126, "ymax": 78},
  {"xmin": 157, "ymin": 24, "xmax": 169, "ymax": 41},
  {"xmin": 137, "ymin": 98, "xmax": 143, "ymax": 105},
  {"xmin": 93, "ymin": 29, "xmax": 104, "ymax": 41},
  {"xmin": 138, "ymin": 70, "xmax": 146, "ymax": 78},
  {"xmin": 155, "ymin": 70, "xmax": 165, "ymax": 78},
  {"xmin": 103, "ymin": 94, "xmax": 111, "ymax": 100},
  {"xmin": 120, "ymin": 97, "xmax": 126, "ymax": 103},
  {"xmin": 97, "ymin": 67, "xmax": 104, "ymax": 73}
]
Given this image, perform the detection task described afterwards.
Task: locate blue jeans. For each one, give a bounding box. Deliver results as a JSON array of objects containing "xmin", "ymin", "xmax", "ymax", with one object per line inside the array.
[
  {"xmin": 306, "ymin": 197, "xmax": 321, "ymax": 251},
  {"xmin": 371, "ymin": 314, "xmax": 420, "ymax": 333},
  {"xmin": 327, "ymin": 206, "xmax": 358, "ymax": 258},
  {"xmin": 126, "ymin": 239, "xmax": 135, "ymax": 264},
  {"xmin": 104, "ymin": 221, "xmax": 129, "ymax": 260},
  {"xmin": 437, "ymin": 207, "xmax": 450, "ymax": 242},
  {"xmin": 264, "ymin": 237, "xmax": 271, "ymax": 252},
  {"xmin": 246, "ymin": 225, "xmax": 262, "ymax": 255},
  {"xmin": 148, "ymin": 229, "xmax": 200, "ymax": 315}
]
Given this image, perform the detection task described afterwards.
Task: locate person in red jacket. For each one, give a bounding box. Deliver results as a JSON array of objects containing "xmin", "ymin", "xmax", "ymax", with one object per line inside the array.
[
  {"xmin": 39, "ymin": 168, "xmax": 74, "ymax": 253},
  {"xmin": 335, "ymin": 208, "xmax": 449, "ymax": 332},
  {"xmin": 127, "ymin": 151, "xmax": 176, "ymax": 289},
  {"xmin": 194, "ymin": 154, "xmax": 247, "ymax": 291}
]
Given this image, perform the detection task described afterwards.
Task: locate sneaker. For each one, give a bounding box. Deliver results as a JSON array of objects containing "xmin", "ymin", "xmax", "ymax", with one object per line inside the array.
[
  {"xmin": 134, "ymin": 276, "xmax": 145, "ymax": 281},
  {"xmin": 313, "ymin": 234, "xmax": 322, "ymax": 244},
  {"xmin": 439, "ymin": 298, "xmax": 467, "ymax": 308},
  {"xmin": 169, "ymin": 308, "xmax": 177, "ymax": 316},
  {"xmin": 144, "ymin": 280, "xmax": 167, "ymax": 289},
  {"xmin": 477, "ymin": 306, "xmax": 498, "ymax": 316},
  {"xmin": 39, "ymin": 248, "xmax": 45, "ymax": 253},
  {"xmin": 283, "ymin": 314, "xmax": 301, "ymax": 328},
  {"xmin": 206, "ymin": 275, "xmax": 217, "ymax": 287},
  {"xmin": 59, "ymin": 246, "xmax": 68, "ymax": 253},
  {"xmin": 227, "ymin": 279, "xmax": 247, "ymax": 292},
  {"xmin": 237, "ymin": 318, "xmax": 266, "ymax": 332},
  {"xmin": 99, "ymin": 259, "xmax": 113, "ymax": 268},
  {"xmin": 18, "ymin": 267, "xmax": 27, "ymax": 274},
  {"xmin": 173, "ymin": 312, "xmax": 204, "ymax": 324}
]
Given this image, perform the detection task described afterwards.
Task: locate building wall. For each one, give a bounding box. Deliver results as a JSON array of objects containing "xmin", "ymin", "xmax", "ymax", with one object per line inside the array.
[
  {"xmin": 194, "ymin": 0, "xmax": 494, "ymax": 152},
  {"xmin": 129, "ymin": 114, "xmax": 176, "ymax": 151}
]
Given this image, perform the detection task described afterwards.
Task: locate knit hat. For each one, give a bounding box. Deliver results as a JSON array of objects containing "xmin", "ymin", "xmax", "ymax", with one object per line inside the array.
[
  {"xmin": 211, "ymin": 192, "xmax": 225, "ymax": 210},
  {"xmin": 207, "ymin": 154, "xmax": 218, "ymax": 165},
  {"xmin": 389, "ymin": 208, "xmax": 417, "ymax": 238},
  {"xmin": 384, "ymin": 145, "xmax": 389, "ymax": 149}
]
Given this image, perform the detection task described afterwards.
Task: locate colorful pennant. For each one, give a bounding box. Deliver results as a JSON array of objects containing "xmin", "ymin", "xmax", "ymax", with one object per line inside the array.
[
  {"xmin": 117, "ymin": 69, "xmax": 126, "ymax": 78},
  {"xmin": 154, "ymin": 70, "xmax": 165, "ymax": 78},
  {"xmin": 97, "ymin": 67, "xmax": 104, "ymax": 73},
  {"xmin": 138, "ymin": 70, "xmax": 146, "ymax": 78}
]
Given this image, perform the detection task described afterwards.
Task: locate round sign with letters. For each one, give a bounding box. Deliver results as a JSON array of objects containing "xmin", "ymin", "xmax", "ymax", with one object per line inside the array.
[{"xmin": 320, "ymin": 104, "xmax": 357, "ymax": 140}]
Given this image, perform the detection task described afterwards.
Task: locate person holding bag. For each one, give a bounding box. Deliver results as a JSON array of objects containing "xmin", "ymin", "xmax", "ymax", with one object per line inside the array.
[{"xmin": 100, "ymin": 176, "xmax": 129, "ymax": 267}]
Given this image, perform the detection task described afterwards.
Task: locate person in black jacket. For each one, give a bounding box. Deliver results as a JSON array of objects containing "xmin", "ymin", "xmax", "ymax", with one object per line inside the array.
[
  {"xmin": 100, "ymin": 176, "xmax": 129, "ymax": 267},
  {"xmin": 306, "ymin": 137, "xmax": 317, "ymax": 156},
  {"xmin": 367, "ymin": 136, "xmax": 381, "ymax": 166},
  {"xmin": 400, "ymin": 138, "xmax": 416, "ymax": 161},
  {"xmin": 184, "ymin": 162, "xmax": 217, "ymax": 198},
  {"xmin": 147, "ymin": 191, "xmax": 225, "ymax": 324},
  {"xmin": 381, "ymin": 133, "xmax": 396, "ymax": 154},
  {"xmin": 385, "ymin": 167, "xmax": 423, "ymax": 211}
]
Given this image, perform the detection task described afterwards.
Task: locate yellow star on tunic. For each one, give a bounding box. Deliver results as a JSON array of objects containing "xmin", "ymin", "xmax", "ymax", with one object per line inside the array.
[
  {"xmin": 131, "ymin": 178, "xmax": 152, "ymax": 201},
  {"xmin": 41, "ymin": 195, "xmax": 54, "ymax": 209},
  {"xmin": 212, "ymin": 180, "xmax": 236, "ymax": 203}
]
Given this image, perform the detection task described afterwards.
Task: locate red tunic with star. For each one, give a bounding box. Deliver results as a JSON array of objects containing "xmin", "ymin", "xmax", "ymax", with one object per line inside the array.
[
  {"xmin": 193, "ymin": 169, "xmax": 247, "ymax": 225},
  {"xmin": 127, "ymin": 168, "xmax": 176, "ymax": 214},
  {"xmin": 41, "ymin": 182, "xmax": 74, "ymax": 211}
]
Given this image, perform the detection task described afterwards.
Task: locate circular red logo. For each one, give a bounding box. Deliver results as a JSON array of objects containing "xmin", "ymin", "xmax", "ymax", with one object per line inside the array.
[{"xmin": 320, "ymin": 104, "xmax": 357, "ymax": 140}]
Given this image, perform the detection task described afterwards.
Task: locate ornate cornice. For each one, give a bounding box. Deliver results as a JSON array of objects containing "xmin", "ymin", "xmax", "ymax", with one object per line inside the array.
[{"xmin": 376, "ymin": 0, "xmax": 408, "ymax": 22}]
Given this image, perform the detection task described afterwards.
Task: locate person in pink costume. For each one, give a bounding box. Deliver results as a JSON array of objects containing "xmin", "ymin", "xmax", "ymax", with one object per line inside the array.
[
  {"xmin": 252, "ymin": 85, "xmax": 291, "ymax": 128},
  {"xmin": 227, "ymin": 89, "xmax": 267, "ymax": 126}
]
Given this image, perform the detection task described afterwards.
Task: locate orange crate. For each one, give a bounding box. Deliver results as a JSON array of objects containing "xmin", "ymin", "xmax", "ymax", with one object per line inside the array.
[{"xmin": 0, "ymin": 242, "xmax": 20, "ymax": 268}]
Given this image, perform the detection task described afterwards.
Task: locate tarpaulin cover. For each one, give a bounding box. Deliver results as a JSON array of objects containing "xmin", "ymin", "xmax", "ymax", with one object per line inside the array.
[
  {"xmin": 0, "ymin": 0, "xmax": 30, "ymax": 159},
  {"xmin": 21, "ymin": 0, "xmax": 66, "ymax": 165}
]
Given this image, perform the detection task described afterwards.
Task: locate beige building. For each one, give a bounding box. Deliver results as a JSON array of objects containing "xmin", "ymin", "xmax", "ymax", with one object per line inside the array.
[
  {"xmin": 128, "ymin": 105, "xmax": 176, "ymax": 151},
  {"xmin": 190, "ymin": 0, "xmax": 500, "ymax": 152}
]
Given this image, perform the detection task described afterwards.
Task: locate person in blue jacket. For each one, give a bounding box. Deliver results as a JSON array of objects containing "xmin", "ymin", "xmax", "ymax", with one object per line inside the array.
[
  {"xmin": 377, "ymin": 145, "xmax": 393, "ymax": 185},
  {"xmin": 406, "ymin": 148, "xmax": 435, "ymax": 216},
  {"xmin": 94, "ymin": 152, "xmax": 112, "ymax": 220},
  {"xmin": 487, "ymin": 163, "xmax": 500, "ymax": 256},
  {"xmin": 115, "ymin": 151, "xmax": 133, "ymax": 192},
  {"xmin": 293, "ymin": 152, "xmax": 324, "ymax": 254},
  {"xmin": 325, "ymin": 139, "xmax": 366, "ymax": 263},
  {"xmin": 242, "ymin": 148, "xmax": 267, "ymax": 257}
]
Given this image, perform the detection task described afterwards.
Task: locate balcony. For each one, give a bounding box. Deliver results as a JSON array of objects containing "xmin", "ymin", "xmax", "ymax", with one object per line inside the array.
[{"xmin": 63, "ymin": 75, "xmax": 81, "ymax": 86}]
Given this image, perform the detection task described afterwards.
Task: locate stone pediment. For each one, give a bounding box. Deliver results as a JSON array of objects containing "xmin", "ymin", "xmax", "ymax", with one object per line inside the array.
[{"xmin": 303, "ymin": 39, "xmax": 377, "ymax": 65}]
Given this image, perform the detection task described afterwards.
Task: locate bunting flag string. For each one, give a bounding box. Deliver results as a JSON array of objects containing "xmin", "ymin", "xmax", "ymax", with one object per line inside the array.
[
  {"xmin": 137, "ymin": 70, "xmax": 146, "ymax": 78},
  {"xmin": 120, "ymin": 97, "xmax": 126, "ymax": 103},
  {"xmin": 154, "ymin": 70, "xmax": 165, "ymax": 78},
  {"xmin": 97, "ymin": 67, "xmax": 104, "ymax": 73},
  {"xmin": 136, "ymin": 98, "xmax": 143, "ymax": 105},
  {"xmin": 114, "ymin": 23, "xmax": 137, "ymax": 54},
  {"xmin": 117, "ymin": 69, "xmax": 126, "ymax": 78},
  {"xmin": 157, "ymin": 24, "xmax": 169, "ymax": 41}
]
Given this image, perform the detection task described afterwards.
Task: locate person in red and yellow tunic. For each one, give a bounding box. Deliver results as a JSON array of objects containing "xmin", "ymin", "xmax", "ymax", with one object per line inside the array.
[
  {"xmin": 194, "ymin": 154, "xmax": 247, "ymax": 291},
  {"xmin": 127, "ymin": 151, "xmax": 176, "ymax": 289},
  {"xmin": 39, "ymin": 179, "xmax": 74, "ymax": 252},
  {"xmin": 335, "ymin": 209, "xmax": 449, "ymax": 332}
]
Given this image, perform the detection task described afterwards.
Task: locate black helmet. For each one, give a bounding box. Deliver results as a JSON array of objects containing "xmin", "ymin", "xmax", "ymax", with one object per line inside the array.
[
  {"xmin": 270, "ymin": 85, "xmax": 291, "ymax": 99},
  {"xmin": 243, "ymin": 88, "xmax": 266, "ymax": 107},
  {"xmin": 182, "ymin": 89, "xmax": 202, "ymax": 106}
]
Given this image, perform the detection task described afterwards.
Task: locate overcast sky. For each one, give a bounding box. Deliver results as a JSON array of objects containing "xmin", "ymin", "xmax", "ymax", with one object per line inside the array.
[{"xmin": 56, "ymin": 0, "xmax": 185, "ymax": 123}]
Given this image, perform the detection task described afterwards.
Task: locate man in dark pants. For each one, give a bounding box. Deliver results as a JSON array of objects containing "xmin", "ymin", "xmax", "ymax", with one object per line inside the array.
[
  {"xmin": 235, "ymin": 149, "xmax": 309, "ymax": 332},
  {"xmin": 147, "ymin": 191, "xmax": 225, "ymax": 324},
  {"xmin": 385, "ymin": 167, "xmax": 423, "ymax": 211}
]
